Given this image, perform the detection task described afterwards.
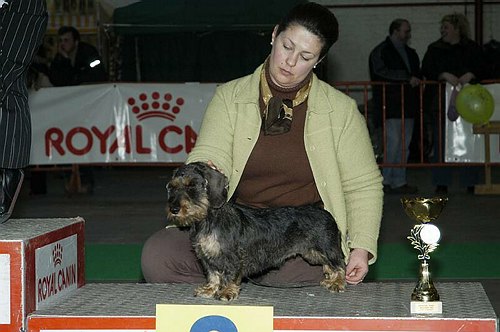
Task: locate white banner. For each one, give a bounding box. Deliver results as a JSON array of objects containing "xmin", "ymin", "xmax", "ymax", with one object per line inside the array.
[
  {"xmin": 445, "ymin": 83, "xmax": 500, "ymax": 162},
  {"xmin": 30, "ymin": 82, "xmax": 497, "ymax": 165},
  {"xmin": 29, "ymin": 83, "xmax": 217, "ymax": 165},
  {"xmin": 0, "ymin": 254, "xmax": 10, "ymax": 324}
]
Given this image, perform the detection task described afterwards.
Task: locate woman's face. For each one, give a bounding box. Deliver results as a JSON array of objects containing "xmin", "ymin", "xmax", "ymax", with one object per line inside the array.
[
  {"xmin": 440, "ymin": 21, "xmax": 460, "ymax": 44},
  {"xmin": 269, "ymin": 24, "xmax": 323, "ymax": 88}
]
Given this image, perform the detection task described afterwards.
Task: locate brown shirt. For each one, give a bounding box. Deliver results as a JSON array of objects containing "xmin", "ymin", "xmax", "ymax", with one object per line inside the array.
[{"xmin": 235, "ymin": 69, "xmax": 321, "ymax": 208}]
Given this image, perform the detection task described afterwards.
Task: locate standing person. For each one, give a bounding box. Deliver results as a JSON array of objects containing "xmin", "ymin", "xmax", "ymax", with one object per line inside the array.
[
  {"xmin": 49, "ymin": 25, "xmax": 107, "ymax": 86},
  {"xmin": 142, "ymin": 2, "xmax": 383, "ymax": 287},
  {"xmin": 422, "ymin": 13, "xmax": 485, "ymax": 194},
  {"xmin": 0, "ymin": 0, "xmax": 48, "ymax": 223},
  {"xmin": 369, "ymin": 18, "xmax": 421, "ymax": 194},
  {"xmin": 49, "ymin": 25, "xmax": 107, "ymax": 193}
]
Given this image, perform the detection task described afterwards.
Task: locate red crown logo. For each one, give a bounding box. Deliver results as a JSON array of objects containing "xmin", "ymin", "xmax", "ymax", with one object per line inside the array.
[
  {"xmin": 52, "ymin": 243, "xmax": 63, "ymax": 267},
  {"xmin": 127, "ymin": 92, "xmax": 184, "ymax": 122}
]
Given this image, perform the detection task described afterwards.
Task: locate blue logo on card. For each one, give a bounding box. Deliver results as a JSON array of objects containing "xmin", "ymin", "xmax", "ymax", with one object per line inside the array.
[{"xmin": 190, "ymin": 315, "xmax": 238, "ymax": 332}]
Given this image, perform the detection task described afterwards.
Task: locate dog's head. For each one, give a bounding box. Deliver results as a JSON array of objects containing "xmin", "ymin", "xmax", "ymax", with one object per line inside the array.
[{"xmin": 166, "ymin": 162, "xmax": 228, "ymax": 226}]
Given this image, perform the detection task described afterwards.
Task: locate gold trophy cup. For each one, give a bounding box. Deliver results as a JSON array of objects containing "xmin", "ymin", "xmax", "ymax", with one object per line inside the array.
[{"xmin": 401, "ymin": 197, "xmax": 447, "ymax": 314}]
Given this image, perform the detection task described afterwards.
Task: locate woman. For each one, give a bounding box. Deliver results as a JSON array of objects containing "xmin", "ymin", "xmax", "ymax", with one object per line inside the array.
[
  {"xmin": 142, "ymin": 2, "xmax": 383, "ymax": 286},
  {"xmin": 421, "ymin": 13, "xmax": 485, "ymax": 194}
]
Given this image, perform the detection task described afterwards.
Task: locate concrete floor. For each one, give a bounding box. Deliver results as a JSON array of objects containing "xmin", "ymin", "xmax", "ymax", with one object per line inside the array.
[{"xmin": 11, "ymin": 165, "xmax": 500, "ymax": 318}]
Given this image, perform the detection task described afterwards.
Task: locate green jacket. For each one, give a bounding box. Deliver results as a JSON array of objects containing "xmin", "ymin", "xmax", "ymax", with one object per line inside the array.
[{"xmin": 187, "ymin": 64, "xmax": 383, "ymax": 264}]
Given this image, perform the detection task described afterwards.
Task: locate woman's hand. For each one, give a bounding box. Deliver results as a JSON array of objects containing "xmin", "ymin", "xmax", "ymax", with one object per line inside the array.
[
  {"xmin": 438, "ymin": 72, "xmax": 459, "ymax": 86},
  {"xmin": 459, "ymin": 72, "xmax": 475, "ymax": 85},
  {"xmin": 207, "ymin": 160, "xmax": 223, "ymax": 174},
  {"xmin": 58, "ymin": 43, "xmax": 69, "ymax": 58},
  {"xmin": 409, "ymin": 76, "xmax": 421, "ymax": 88},
  {"xmin": 345, "ymin": 248, "xmax": 369, "ymax": 285}
]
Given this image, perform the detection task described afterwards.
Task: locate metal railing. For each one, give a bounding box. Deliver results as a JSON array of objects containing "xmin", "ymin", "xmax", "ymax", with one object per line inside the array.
[{"xmin": 333, "ymin": 80, "xmax": 500, "ymax": 168}]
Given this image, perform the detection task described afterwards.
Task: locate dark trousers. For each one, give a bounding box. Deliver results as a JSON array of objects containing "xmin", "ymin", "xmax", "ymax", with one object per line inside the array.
[{"xmin": 141, "ymin": 226, "xmax": 324, "ymax": 285}]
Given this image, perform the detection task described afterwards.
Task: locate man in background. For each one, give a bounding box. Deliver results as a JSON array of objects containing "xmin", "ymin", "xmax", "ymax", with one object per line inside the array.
[
  {"xmin": 369, "ymin": 18, "xmax": 421, "ymax": 194},
  {"xmin": 49, "ymin": 25, "xmax": 107, "ymax": 86},
  {"xmin": 49, "ymin": 25, "xmax": 107, "ymax": 194}
]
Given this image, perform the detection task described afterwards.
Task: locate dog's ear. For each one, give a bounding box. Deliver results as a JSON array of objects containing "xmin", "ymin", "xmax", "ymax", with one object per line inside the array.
[
  {"xmin": 202, "ymin": 165, "xmax": 228, "ymax": 208},
  {"xmin": 171, "ymin": 165, "xmax": 182, "ymax": 178},
  {"xmin": 166, "ymin": 166, "xmax": 181, "ymax": 194}
]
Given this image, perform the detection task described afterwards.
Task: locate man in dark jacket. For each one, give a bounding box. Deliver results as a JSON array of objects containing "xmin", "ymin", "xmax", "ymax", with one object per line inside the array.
[
  {"xmin": 49, "ymin": 26, "xmax": 107, "ymax": 193},
  {"xmin": 0, "ymin": 0, "xmax": 48, "ymax": 223},
  {"xmin": 49, "ymin": 26, "xmax": 107, "ymax": 86},
  {"xmin": 369, "ymin": 18, "xmax": 421, "ymax": 194}
]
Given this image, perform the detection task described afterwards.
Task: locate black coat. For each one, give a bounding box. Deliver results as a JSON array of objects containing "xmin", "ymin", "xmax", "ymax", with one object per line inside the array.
[
  {"xmin": 421, "ymin": 38, "xmax": 485, "ymax": 116},
  {"xmin": 422, "ymin": 38, "xmax": 484, "ymax": 81},
  {"xmin": 0, "ymin": 0, "xmax": 48, "ymax": 168},
  {"xmin": 369, "ymin": 37, "xmax": 421, "ymax": 121},
  {"xmin": 49, "ymin": 41, "xmax": 107, "ymax": 86}
]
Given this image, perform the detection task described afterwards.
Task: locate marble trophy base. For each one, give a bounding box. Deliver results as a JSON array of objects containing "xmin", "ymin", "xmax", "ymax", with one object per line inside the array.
[{"xmin": 411, "ymin": 301, "xmax": 443, "ymax": 314}]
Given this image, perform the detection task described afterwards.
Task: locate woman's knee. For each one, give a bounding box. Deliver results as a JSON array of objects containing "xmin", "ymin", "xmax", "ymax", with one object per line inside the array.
[{"xmin": 141, "ymin": 227, "xmax": 204, "ymax": 283}]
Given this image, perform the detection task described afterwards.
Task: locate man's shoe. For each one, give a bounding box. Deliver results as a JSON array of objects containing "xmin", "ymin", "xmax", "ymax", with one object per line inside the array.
[
  {"xmin": 389, "ymin": 184, "xmax": 418, "ymax": 194},
  {"xmin": 0, "ymin": 169, "xmax": 24, "ymax": 223}
]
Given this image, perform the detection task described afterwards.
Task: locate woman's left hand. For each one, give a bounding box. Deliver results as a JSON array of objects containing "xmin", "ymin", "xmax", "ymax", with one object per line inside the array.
[
  {"xmin": 459, "ymin": 72, "xmax": 475, "ymax": 85},
  {"xmin": 345, "ymin": 248, "xmax": 369, "ymax": 285}
]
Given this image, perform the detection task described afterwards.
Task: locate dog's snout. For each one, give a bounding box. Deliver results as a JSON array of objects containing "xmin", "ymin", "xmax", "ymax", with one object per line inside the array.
[{"xmin": 169, "ymin": 206, "xmax": 181, "ymax": 215}]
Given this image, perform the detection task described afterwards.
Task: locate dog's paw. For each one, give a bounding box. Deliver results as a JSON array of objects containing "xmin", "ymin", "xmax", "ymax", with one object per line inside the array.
[
  {"xmin": 216, "ymin": 283, "xmax": 241, "ymax": 301},
  {"xmin": 194, "ymin": 284, "xmax": 218, "ymax": 298},
  {"xmin": 321, "ymin": 278, "xmax": 346, "ymax": 292},
  {"xmin": 321, "ymin": 265, "xmax": 346, "ymax": 293},
  {"xmin": 321, "ymin": 268, "xmax": 346, "ymax": 293}
]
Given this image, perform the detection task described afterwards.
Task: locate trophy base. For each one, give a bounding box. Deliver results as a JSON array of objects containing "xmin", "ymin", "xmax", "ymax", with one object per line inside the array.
[{"xmin": 410, "ymin": 301, "xmax": 443, "ymax": 315}]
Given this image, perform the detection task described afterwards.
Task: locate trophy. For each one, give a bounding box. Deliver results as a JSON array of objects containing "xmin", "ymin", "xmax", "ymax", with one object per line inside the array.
[{"xmin": 401, "ymin": 197, "xmax": 447, "ymax": 314}]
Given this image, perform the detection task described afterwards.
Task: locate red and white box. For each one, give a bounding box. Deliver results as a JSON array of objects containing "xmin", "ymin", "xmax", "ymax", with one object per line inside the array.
[
  {"xmin": 0, "ymin": 218, "xmax": 85, "ymax": 332},
  {"xmin": 27, "ymin": 282, "xmax": 497, "ymax": 332}
]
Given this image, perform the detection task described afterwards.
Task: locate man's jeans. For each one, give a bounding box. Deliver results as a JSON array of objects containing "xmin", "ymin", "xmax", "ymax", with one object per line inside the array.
[{"xmin": 382, "ymin": 118, "xmax": 414, "ymax": 188}]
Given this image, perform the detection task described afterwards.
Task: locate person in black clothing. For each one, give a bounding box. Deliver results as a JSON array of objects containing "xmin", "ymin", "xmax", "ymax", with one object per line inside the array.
[
  {"xmin": 49, "ymin": 26, "xmax": 107, "ymax": 193},
  {"xmin": 0, "ymin": 0, "xmax": 48, "ymax": 223},
  {"xmin": 49, "ymin": 26, "xmax": 107, "ymax": 86},
  {"xmin": 27, "ymin": 44, "xmax": 53, "ymax": 196},
  {"xmin": 421, "ymin": 13, "xmax": 485, "ymax": 194},
  {"xmin": 483, "ymin": 39, "xmax": 500, "ymax": 80},
  {"xmin": 369, "ymin": 18, "xmax": 421, "ymax": 194}
]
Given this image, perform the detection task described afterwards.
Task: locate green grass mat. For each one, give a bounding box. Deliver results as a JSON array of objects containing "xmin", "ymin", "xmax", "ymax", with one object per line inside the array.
[
  {"xmin": 366, "ymin": 242, "xmax": 500, "ymax": 280},
  {"xmin": 85, "ymin": 242, "xmax": 500, "ymax": 282},
  {"xmin": 85, "ymin": 243, "xmax": 144, "ymax": 281}
]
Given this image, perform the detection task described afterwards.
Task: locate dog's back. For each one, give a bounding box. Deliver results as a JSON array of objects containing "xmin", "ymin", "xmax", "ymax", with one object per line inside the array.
[{"xmin": 194, "ymin": 202, "xmax": 344, "ymax": 278}]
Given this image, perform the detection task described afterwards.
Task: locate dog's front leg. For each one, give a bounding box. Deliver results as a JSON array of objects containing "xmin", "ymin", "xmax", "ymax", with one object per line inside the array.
[
  {"xmin": 194, "ymin": 270, "xmax": 222, "ymax": 298},
  {"xmin": 216, "ymin": 274, "xmax": 242, "ymax": 301}
]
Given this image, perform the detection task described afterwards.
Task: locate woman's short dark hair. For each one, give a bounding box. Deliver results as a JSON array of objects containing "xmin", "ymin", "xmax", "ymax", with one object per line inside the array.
[
  {"xmin": 275, "ymin": 2, "xmax": 339, "ymax": 59},
  {"xmin": 58, "ymin": 26, "xmax": 81, "ymax": 42}
]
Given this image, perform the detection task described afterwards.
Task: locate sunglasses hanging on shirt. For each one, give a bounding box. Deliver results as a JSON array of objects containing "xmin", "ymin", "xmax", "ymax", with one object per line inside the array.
[{"xmin": 260, "ymin": 63, "xmax": 312, "ymax": 136}]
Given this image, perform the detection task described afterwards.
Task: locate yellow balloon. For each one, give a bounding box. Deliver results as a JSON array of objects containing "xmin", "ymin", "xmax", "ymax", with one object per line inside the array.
[{"xmin": 456, "ymin": 84, "xmax": 495, "ymax": 124}]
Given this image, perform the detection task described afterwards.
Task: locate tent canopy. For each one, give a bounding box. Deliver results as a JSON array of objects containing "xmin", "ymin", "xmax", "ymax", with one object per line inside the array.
[
  {"xmin": 112, "ymin": 0, "xmax": 307, "ymax": 35},
  {"xmin": 109, "ymin": 0, "xmax": 318, "ymax": 82}
]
